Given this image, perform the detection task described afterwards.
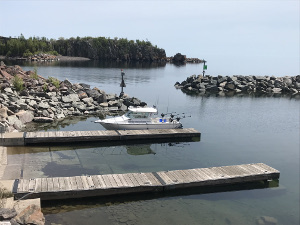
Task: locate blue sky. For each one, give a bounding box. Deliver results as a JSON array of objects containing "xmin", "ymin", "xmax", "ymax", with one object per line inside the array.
[{"xmin": 0, "ymin": 0, "xmax": 299, "ymax": 76}]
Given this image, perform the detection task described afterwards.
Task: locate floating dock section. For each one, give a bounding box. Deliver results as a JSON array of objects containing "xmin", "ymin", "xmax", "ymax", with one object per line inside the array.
[
  {"xmin": 12, "ymin": 163, "xmax": 280, "ymax": 201},
  {"xmin": 0, "ymin": 128, "xmax": 200, "ymax": 146}
]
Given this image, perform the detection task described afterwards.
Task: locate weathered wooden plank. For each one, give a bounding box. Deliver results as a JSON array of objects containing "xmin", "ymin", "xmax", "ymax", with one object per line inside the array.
[
  {"xmin": 91, "ymin": 175, "xmax": 101, "ymax": 188},
  {"xmin": 101, "ymin": 175, "xmax": 113, "ymax": 188},
  {"xmin": 180, "ymin": 170, "xmax": 198, "ymax": 182},
  {"xmin": 34, "ymin": 178, "xmax": 42, "ymax": 192},
  {"xmin": 75, "ymin": 176, "xmax": 84, "ymax": 190},
  {"xmin": 165, "ymin": 171, "xmax": 181, "ymax": 183},
  {"xmin": 106, "ymin": 174, "xmax": 118, "ymax": 188},
  {"xmin": 81, "ymin": 176, "xmax": 90, "ymax": 190},
  {"xmin": 254, "ymin": 163, "xmax": 279, "ymax": 173},
  {"xmin": 69, "ymin": 176, "xmax": 78, "ymax": 190},
  {"xmin": 21, "ymin": 179, "xmax": 29, "ymax": 192},
  {"xmin": 97, "ymin": 175, "xmax": 107, "ymax": 189},
  {"xmin": 58, "ymin": 177, "xmax": 66, "ymax": 191},
  {"xmin": 47, "ymin": 178, "xmax": 54, "ymax": 192},
  {"xmin": 131, "ymin": 173, "xmax": 145, "ymax": 186},
  {"xmin": 116, "ymin": 174, "xmax": 130, "ymax": 187},
  {"xmin": 138, "ymin": 173, "xmax": 152, "ymax": 186},
  {"xmin": 144, "ymin": 173, "xmax": 162, "ymax": 186},
  {"xmin": 111, "ymin": 174, "xmax": 123, "ymax": 187},
  {"xmin": 52, "ymin": 177, "xmax": 60, "ymax": 191},
  {"xmin": 189, "ymin": 169, "xmax": 207, "ymax": 181},
  {"xmin": 12, "ymin": 163, "xmax": 279, "ymax": 201},
  {"xmin": 86, "ymin": 175, "xmax": 95, "ymax": 189},
  {"xmin": 64, "ymin": 177, "xmax": 72, "ymax": 191},
  {"xmin": 120, "ymin": 174, "xmax": 134, "ymax": 187},
  {"xmin": 41, "ymin": 178, "xmax": 48, "ymax": 192},
  {"xmin": 156, "ymin": 171, "xmax": 176, "ymax": 185}
]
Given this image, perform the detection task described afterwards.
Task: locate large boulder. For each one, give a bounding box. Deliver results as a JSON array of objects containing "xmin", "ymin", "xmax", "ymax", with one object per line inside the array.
[
  {"xmin": 16, "ymin": 110, "xmax": 34, "ymax": 124},
  {"xmin": 7, "ymin": 115, "xmax": 24, "ymax": 130},
  {"xmin": 172, "ymin": 53, "xmax": 186, "ymax": 63},
  {"xmin": 13, "ymin": 204, "xmax": 45, "ymax": 225}
]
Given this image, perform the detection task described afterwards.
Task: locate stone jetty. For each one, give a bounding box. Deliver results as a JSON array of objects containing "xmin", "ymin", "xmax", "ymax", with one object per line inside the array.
[
  {"xmin": 0, "ymin": 62, "xmax": 146, "ymax": 132},
  {"xmin": 175, "ymin": 74, "xmax": 300, "ymax": 97}
]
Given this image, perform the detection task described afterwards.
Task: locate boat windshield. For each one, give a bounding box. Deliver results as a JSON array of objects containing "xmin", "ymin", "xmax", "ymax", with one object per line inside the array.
[{"xmin": 125, "ymin": 111, "xmax": 152, "ymax": 119}]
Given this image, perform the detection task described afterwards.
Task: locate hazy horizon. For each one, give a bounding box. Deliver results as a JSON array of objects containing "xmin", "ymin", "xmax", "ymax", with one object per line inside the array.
[{"xmin": 0, "ymin": 0, "xmax": 299, "ymax": 76}]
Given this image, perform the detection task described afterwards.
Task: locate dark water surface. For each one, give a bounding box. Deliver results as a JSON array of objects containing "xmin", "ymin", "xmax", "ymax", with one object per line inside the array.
[{"xmin": 6, "ymin": 61, "xmax": 299, "ymax": 224}]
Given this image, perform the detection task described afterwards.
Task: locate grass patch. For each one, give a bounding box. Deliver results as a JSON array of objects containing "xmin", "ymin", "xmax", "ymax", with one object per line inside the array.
[
  {"xmin": 48, "ymin": 76, "xmax": 60, "ymax": 89},
  {"xmin": 12, "ymin": 75, "xmax": 24, "ymax": 91}
]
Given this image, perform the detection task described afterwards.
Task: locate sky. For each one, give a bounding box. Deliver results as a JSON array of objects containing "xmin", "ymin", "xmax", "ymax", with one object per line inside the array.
[{"xmin": 0, "ymin": 0, "xmax": 299, "ymax": 76}]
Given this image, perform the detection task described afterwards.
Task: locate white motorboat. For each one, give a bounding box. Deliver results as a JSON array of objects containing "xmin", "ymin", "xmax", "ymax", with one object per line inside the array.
[{"xmin": 95, "ymin": 106, "xmax": 182, "ymax": 130}]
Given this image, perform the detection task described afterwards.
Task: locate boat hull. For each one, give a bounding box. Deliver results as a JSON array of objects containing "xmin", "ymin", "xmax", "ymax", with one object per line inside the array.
[{"xmin": 98, "ymin": 122, "xmax": 182, "ymax": 130}]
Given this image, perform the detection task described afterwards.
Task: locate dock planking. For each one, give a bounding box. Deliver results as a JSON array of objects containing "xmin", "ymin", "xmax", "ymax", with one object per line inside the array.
[
  {"xmin": 12, "ymin": 163, "xmax": 280, "ymax": 200},
  {"xmin": 21, "ymin": 128, "xmax": 200, "ymax": 145}
]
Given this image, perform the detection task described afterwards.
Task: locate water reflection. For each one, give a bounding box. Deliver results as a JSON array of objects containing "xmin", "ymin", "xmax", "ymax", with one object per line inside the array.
[{"xmin": 2, "ymin": 59, "xmax": 167, "ymax": 69}]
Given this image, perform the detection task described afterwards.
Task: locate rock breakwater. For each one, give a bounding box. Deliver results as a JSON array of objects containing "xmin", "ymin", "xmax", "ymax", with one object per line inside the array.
[
  {"xmin": 0, "ymin": 62, "xmax": 146, "ymax": 132},
  {"xmin": 175, "ymin": 74, "xmax": 300, "ymax": 97}
]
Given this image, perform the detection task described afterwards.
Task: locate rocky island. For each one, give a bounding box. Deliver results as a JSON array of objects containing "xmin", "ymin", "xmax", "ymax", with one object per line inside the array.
[{"xmin": 0, "ymin": 62, "xmax": 146, "ymax": 132}]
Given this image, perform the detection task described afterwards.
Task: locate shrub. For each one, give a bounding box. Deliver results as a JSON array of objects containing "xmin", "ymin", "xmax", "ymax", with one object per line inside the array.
[
  {"xmin": 48, "ymin": 76, "xmax": 60, "ymax": 89},
  {"xmin": 43, "ymin": 83, "xmax": 48, "ymax": 92},
  {"xmin": 30, "ymin": 66, "xmax": 39, "ymax": 80},
  {"xmin": 12, "ymin": 75, "xmax": 24, "ymax": 91}
]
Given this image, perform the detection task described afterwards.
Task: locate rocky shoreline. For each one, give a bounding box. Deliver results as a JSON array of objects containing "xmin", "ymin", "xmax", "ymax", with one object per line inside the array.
[
  {"xmin": 175, "ymin": 74, "xmax": 300, "ymax": 97},
  {"xmin": 0, "ymin": 62, "xmax": 146, "ymax": 132}
]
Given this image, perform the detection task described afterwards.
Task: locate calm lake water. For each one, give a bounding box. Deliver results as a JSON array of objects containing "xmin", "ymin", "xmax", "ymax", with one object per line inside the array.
[{"xmin": 4, "ymin": 60, "xmax": 300, "ymax": 225}]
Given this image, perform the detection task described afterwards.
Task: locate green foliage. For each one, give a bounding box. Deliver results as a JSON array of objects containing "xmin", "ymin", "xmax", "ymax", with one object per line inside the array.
[
  {"xmin": 12, "ymin": 75, "xmax": 24, "ymax": 91},
  {"xmin": 0, "ymin": 34, "xmax": 165, "ymax": 61},
  {"xmin": 23, "ymin": 49, "xmax": 33, "ymax": 57},
  {"xmin": 48, "ymin": 76, "xmax": 60, "ymax": 89},
  {"xmin": 43, "ymin": 83, "xmax": 48, "ymax": 92}
]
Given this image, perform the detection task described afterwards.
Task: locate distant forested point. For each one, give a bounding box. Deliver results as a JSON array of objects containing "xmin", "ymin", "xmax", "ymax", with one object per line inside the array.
[{"xmin": 0, "ymin": 34, "xmax": 166, "ymax": 62}]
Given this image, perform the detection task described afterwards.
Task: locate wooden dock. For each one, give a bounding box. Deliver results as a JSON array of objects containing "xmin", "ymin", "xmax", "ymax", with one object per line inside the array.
[
  {"xmin": 12, "ymin": 163, "xmax": 280, "ymax": 201},
  {"xmin": 0, "ymin": 128, "xmax": 200, "ymax": 146}
]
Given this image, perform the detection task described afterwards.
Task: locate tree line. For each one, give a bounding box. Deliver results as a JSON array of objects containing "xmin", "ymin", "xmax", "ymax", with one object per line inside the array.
[{"xmin": 0, "ymin": 34, "xmax": 166, "ymax": 61}]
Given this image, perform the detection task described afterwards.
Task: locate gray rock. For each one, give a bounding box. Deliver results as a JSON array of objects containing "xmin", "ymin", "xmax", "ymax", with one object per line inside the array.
[
  {"xmin": 108, "ymin": 100, "xmax": 121, "ymax": 107},
  {"xmin": 206, "ymin": 85, "xmax": 219, "ymax": 93},
  {"xmin": 7, "ymin": 115, "xmax": 24, "ymax": 130},
  {"xmin": 79, "ymin": 83, "xmax": 90, "ymax": 89},
  {"xmin": 38, "ymin": 102, "xmax": 50, "ymax": 109},
  {"xmin": 283, "ymin": 77, "xmax": 292, "ymax": 87},
  {"xmin": 100, "ymin": 102, "xmax": 109, "ymax": 107},
  {"xmin": 225, "ymin": 82, "xmax": 235, "ymax": 90},
  {"xmin": 28, "ymin": 100, "xmax": 37, "ymax": 108},
  {"xmin": 82, "ymin": 97, "xmax": 93, "ymax": 104},
  {"xmin": 62, "ymin": 94, "xmax": 80, "ymax": 103},
  {"xmin": 4, "ymin": 87, "xmax": 13, "ymax": 94},
  {"xmin": 56, "ymin": 113, "xmax": 65, "ymax": 119},
  {"xmin": 0, "ymin": 208, "xmax": 17, "ymax": 220},
  {"xmin": 106, "ymin": 94, "xmax": 117, "ymax": 101},
  {"xmin": 272, "ymin": 88, "xmax": 282, "ymax": 93},
  {"xmin": 119, "ymin": 103, "xmax": 127, "ymax": 111},
  {"xmin": 16, "ymin": 110, "xmax": 34, "ymax": 124},
  {"xmin": 42, "ymin": 110, "xmax": 50, "ymax": 117},
  {"xmin": 72, "ymin": 102, "xmax": 87, "ymax": 112}
]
